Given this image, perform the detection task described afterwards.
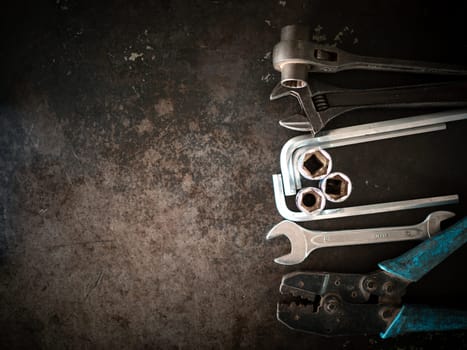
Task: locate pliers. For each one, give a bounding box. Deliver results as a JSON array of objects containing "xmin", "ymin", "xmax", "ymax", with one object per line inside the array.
[{"xmin": 277, "ymin": 217, "xmax": 467, "ymax": 338}]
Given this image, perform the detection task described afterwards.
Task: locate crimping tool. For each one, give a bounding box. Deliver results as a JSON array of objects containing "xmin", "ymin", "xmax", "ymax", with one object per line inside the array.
[{"xmin": 277, "ymin": 217, "xmax": 467, "ymax": 338}]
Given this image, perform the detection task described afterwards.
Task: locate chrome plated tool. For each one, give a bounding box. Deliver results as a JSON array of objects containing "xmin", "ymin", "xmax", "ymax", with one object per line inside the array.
[
  {"xmin": 295, "ymin": 187, "xmax": 326, "ymax": 215},
  {"xmin": 279, "ymin": 110, "xmax": 467, "ymax": 196},
  {"xmin": 272, "ymin": 174, "xmax": 458, "ymax": 222},
  {"xmin": 319, "ymin": 172, "xmax": 352, "ymax": 203},
  {"xmin": 266, "ymin": 211, "xmax": 454, "ymax": 265},
  {"xmin": 272, "ymin": 24, "xmax": 467, "ymax": 135},
  {"xmin": 274, "ymin": 25, "xmax": 467, "ymax": 87}
]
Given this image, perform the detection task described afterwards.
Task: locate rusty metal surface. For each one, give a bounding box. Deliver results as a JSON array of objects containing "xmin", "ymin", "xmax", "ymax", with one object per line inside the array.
[{"xmin": 1, "ymin": 1, "xmax": 466, "ymax": 349}]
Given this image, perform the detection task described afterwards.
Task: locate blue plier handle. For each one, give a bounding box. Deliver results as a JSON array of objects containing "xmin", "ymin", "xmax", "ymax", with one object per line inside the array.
[
  {"xmin": 277, "ymin": 217, "xmax": 467, "ymax": 337},
  {"xmin": 378, "ymin": 216, "xmax": 467, "ymax": 338}
]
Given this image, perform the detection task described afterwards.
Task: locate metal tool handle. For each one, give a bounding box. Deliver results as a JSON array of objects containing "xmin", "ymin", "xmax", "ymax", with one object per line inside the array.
[
  {"xmin": 311, "ymin": 226, "xmax": 426, "ymax": 248},
  {"xmin": 340, "ymin": 51, "xmax": 467, "ymax": 75},
  {"xmin": 378, "ymin": 217, "xmax": 467, "ymax": 282},
  {"xmin": 324, "ymin": 81, "xmax": 467, "ymax": 108},
  {"xmin": 380, "ymin": 304, "xmax": 467, "ymax": 338}
]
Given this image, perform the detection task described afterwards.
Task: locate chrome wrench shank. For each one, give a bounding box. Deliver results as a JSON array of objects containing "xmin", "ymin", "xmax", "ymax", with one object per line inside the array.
[{"xmin": 267, "ymin": 211, "xmax": 455, "ymax": 265}]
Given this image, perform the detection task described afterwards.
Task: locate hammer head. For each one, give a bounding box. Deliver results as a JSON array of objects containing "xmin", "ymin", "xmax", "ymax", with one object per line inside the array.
[
  {"xmin": 424, "ymin": 211, "xmax": 456, "ymax": 237},
  {"xmin": 266, "ymin": 221, "xmax": 309, "ymax": 265}
]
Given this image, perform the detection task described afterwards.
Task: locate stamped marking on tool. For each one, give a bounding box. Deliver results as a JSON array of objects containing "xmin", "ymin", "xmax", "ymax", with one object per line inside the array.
[{"xmin": 375, "ymin": 232, "xmax": 389, "ymax": 239}]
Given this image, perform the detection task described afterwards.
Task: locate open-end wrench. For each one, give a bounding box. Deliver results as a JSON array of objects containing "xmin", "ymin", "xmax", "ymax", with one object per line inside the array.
[
  {"xmin": 266, "ymin": 211, "xmax": 455, "ymax": 265},
  {"xmin": 271, "ymin": 80, "xmax": 467, "ymax": 135}
]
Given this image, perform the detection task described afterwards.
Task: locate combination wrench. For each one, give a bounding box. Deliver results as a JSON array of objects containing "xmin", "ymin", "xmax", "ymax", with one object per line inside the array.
[{"xmin": 266, "ymin": 211, "xmax": 455, "ymax": 265}]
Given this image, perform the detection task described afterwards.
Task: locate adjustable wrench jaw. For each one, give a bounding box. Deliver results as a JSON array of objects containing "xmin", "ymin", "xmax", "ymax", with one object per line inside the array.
[
  {"xmin": 272, "ymin": 24, "xmax": 467, "ymax": 135},
  {"xmin": 270, "ymin": 83, "xmax": 324, "ymax": 136},
  {"xmin": 272, "ymin": 79, "xmax": 467, "ymax": 135}
]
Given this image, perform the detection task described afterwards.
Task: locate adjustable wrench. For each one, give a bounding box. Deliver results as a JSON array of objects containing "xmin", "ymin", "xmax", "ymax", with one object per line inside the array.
[
  {"xmin": 271, "ymin": 80, "xmax": 467, "ymax": 135},
  {"xmin": 266, "ymin": 211, "xmax": 455, "ymax": 265}
]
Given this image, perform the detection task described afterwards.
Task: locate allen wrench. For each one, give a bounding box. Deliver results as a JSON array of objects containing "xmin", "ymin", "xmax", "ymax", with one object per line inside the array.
[
  {"xmin": 279, "ymin": 109, "xmax": 467, "ymax": 196},
  {"xmin": 272, "ymin": 174, "xmax": 459, "ymax": 222}
]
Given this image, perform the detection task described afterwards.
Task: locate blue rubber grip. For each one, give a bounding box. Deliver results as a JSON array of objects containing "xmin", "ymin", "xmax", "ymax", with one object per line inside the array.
[
  {"xmin": 381, "ymin": 304, "xmax": 467, "ymax": 338},
  {"xmin": 378, "ymin": 217, "xmax": 467, "ymax": 282}
]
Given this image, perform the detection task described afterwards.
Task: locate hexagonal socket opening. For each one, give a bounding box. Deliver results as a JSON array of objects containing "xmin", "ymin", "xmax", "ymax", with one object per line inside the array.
[
  {"xmin": 280, "ymin": 63, "xmax": 309, "ymax": 89},
  {"xmin": 295, "ymin": 187, "xmax": 325, "ymax": 214},
  {"xmin": 320, "ymin": 172, "xmax": 352, "ymax": 203},
  {"xmin": 282, "ymin": 79, "xmax": 307, "ymax": 89},
  {"xmin": 298, "ymin": 148, "xmax": 332, "ymax": 180}
]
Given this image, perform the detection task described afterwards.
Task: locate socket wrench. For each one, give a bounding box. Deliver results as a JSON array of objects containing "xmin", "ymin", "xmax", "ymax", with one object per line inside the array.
[{"xmin": 274, "ymin": 25, "xmax": 467, "ymax": 88}]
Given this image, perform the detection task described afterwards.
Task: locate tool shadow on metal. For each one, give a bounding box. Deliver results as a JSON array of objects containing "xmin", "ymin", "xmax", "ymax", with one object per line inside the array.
[{"xmin": 276, "ymin": 217, "xmax": 467, "ymax": 338}]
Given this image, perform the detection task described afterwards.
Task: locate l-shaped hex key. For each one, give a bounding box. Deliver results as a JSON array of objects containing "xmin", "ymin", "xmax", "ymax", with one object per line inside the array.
[
  {"xmin": 279, "ymin": 109, "xmax": 467, "ymax": 196},
  {"xmin": 272, "ymin": 174, "xmax": 459, "ymax": 222}
]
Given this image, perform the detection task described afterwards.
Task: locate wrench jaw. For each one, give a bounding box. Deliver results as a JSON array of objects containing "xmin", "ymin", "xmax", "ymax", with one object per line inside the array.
[
  {"xmin": 278, "ymin": 114, "xmax": 312, "ymax": 132},
  {"xmin": 266, "ymin": 221, "xmax": 308, "ymax": 265},
  {"xmin": 270, "ymin": 83, "xmax": 323, "ymax": 136},
  {"xmin": 270, "ymin": 82, "xmax": 293, "ymax": 101},
  {"xmin": 425, "ymin": 211, "xmax": 456, "ymax": 237}
]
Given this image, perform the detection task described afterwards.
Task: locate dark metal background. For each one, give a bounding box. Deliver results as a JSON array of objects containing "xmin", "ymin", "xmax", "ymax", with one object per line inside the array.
[{"xmin": 1, "ymin": 1, "xmax": 466, "ymax": 348}]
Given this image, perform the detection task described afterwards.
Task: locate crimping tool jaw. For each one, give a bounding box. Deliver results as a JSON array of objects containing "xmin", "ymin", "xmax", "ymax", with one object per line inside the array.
[
  {"xmin": 277, "ymin": 271, "xmax": 407, "ymax": 336},
  {"xmin": 277, "ymin": 288, "xmax": 398, "ymax": 336},
  {"xmin": 277, "ymin": 300, "xmax": 399, "ymax": 337}
]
